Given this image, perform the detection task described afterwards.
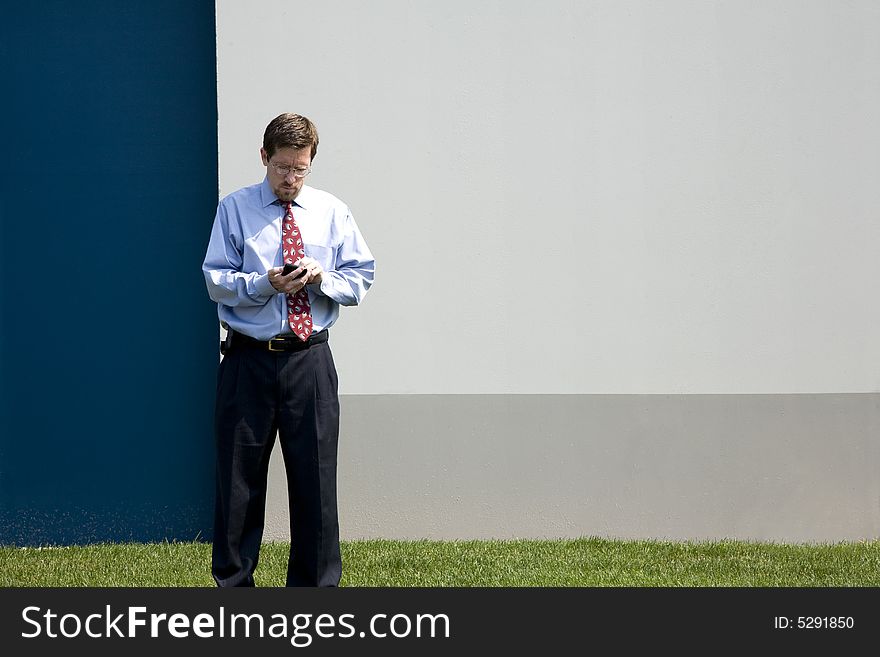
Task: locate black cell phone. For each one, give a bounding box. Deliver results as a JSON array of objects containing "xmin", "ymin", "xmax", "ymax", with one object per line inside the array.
[{"xmin": 282, "ymin": 262, "xmax": 302, "ymax": 276}]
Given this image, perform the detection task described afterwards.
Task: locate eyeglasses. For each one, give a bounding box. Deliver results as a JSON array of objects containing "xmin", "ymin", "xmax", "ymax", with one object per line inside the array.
[{"xmin": 269, "ymin": 162, "xmax": 312, "ymax": 179}]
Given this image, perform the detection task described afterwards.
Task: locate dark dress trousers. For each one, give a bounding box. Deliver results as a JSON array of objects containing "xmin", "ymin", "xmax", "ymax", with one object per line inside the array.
[{"xmin": 211, "ymin": 329, "xmax": 341, "ymax": 587}]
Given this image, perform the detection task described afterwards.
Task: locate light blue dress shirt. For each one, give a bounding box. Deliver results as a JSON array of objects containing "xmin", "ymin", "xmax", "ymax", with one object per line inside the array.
[{"xmin": 203, "ymin": 178, "xmax": 375, "ymax": 340}]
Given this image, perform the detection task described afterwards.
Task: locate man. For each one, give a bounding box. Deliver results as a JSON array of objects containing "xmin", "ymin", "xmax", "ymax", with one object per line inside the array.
[{"xmin": 202, "ymin": 113, "xmax": 374, "ymax": 587}]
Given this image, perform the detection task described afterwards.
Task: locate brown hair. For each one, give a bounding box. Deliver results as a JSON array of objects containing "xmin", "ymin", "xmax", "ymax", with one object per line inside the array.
[{"xmin": 262, "ymin": 113, "xmax": 319, "ymax": 160}]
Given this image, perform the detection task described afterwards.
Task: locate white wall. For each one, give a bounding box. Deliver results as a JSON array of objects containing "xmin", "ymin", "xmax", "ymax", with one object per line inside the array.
[
  {"xmin": 217, "ymin": 0, "xmax": 880, "ymax": 396},
  {"xmin": 216, "ymin": 1, "xmax": 880, "ymax": 542}
]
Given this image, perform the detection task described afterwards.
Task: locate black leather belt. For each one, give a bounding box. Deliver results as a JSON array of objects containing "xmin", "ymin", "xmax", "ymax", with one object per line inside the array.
[{"xmin": 228, "ymin": 329, "xmax": 328, "ymax": 352}]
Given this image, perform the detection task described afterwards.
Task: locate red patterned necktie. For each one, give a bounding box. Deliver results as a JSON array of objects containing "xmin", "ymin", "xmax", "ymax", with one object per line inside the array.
[{"xmin": 282, "ymin": 201, "xmax": 313, "ymax": 341}]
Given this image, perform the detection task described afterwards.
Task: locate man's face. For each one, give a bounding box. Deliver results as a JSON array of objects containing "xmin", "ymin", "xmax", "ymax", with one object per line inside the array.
[{"xmin": 261, "ymin": 146, "xmax": 312, "ymax": 203}]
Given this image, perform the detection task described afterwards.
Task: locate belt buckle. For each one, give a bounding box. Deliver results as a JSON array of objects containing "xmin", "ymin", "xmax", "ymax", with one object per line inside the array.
[{"xmin": 267, "ymin": 338, "xmax": 285, "ymax": 352}]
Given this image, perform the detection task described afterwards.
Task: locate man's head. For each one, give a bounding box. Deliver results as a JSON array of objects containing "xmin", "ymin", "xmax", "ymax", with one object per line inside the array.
[{"xmin": 260, "ymin": 113, "xmax": 319, "ymax": 202}]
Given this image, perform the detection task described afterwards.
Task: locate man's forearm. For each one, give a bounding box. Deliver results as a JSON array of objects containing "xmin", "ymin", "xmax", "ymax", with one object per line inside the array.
[{"xmin": 203, "ymin": 267, "xmax": 277, "ymax": 307}]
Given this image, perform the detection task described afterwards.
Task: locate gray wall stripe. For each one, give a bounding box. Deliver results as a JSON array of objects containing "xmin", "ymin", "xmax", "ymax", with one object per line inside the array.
[{"xmin": 264, "ymin": 394, "xmax": 880, "ymax": 542}]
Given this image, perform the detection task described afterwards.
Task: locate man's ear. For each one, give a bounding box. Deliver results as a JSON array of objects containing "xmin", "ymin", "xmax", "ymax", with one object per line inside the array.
[{"xmin": 260, "ymin": 148, "xmax": 269, "ymax": 166}]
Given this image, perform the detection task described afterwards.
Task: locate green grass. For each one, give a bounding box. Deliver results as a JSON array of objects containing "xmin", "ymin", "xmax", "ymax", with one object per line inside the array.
[{"xmin": 2, "ymin": 538, "xmax": 879, "ymax": 587}]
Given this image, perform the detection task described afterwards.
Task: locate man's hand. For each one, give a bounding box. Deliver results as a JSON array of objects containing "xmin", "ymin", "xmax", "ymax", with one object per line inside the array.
[
  {"xmin": 268, "ymin": 264, "xmax": 309, "ymax": 293},
  {"xmin": 268, "ymin": 258, "xmax": 324, "ymax": 293},
  {"xmin": 297, "ymin": 256, "xmax": 324, "ymax": 285}
]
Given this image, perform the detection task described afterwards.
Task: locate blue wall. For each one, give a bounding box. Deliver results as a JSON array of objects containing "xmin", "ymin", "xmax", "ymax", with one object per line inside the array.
[{"xmin": 0, "ymin": 1, "xmax": 218, "ymax": 544}]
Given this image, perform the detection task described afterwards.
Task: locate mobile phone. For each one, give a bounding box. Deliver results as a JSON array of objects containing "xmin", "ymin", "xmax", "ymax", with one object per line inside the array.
[{"xmin": 282, "ymin": 262, "xmax": 303, "ymax": 276}]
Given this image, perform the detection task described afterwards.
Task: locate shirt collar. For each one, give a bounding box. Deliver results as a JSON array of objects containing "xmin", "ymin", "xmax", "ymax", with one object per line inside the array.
[{"xmin": 259, "ymin": 177, "xmax": 311, "ymax": 211}]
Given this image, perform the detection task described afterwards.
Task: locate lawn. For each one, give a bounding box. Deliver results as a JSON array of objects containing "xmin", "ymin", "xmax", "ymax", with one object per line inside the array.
[{"xmin": 2, "ymin": 538, "xmax": 879, "ymax": 587}]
